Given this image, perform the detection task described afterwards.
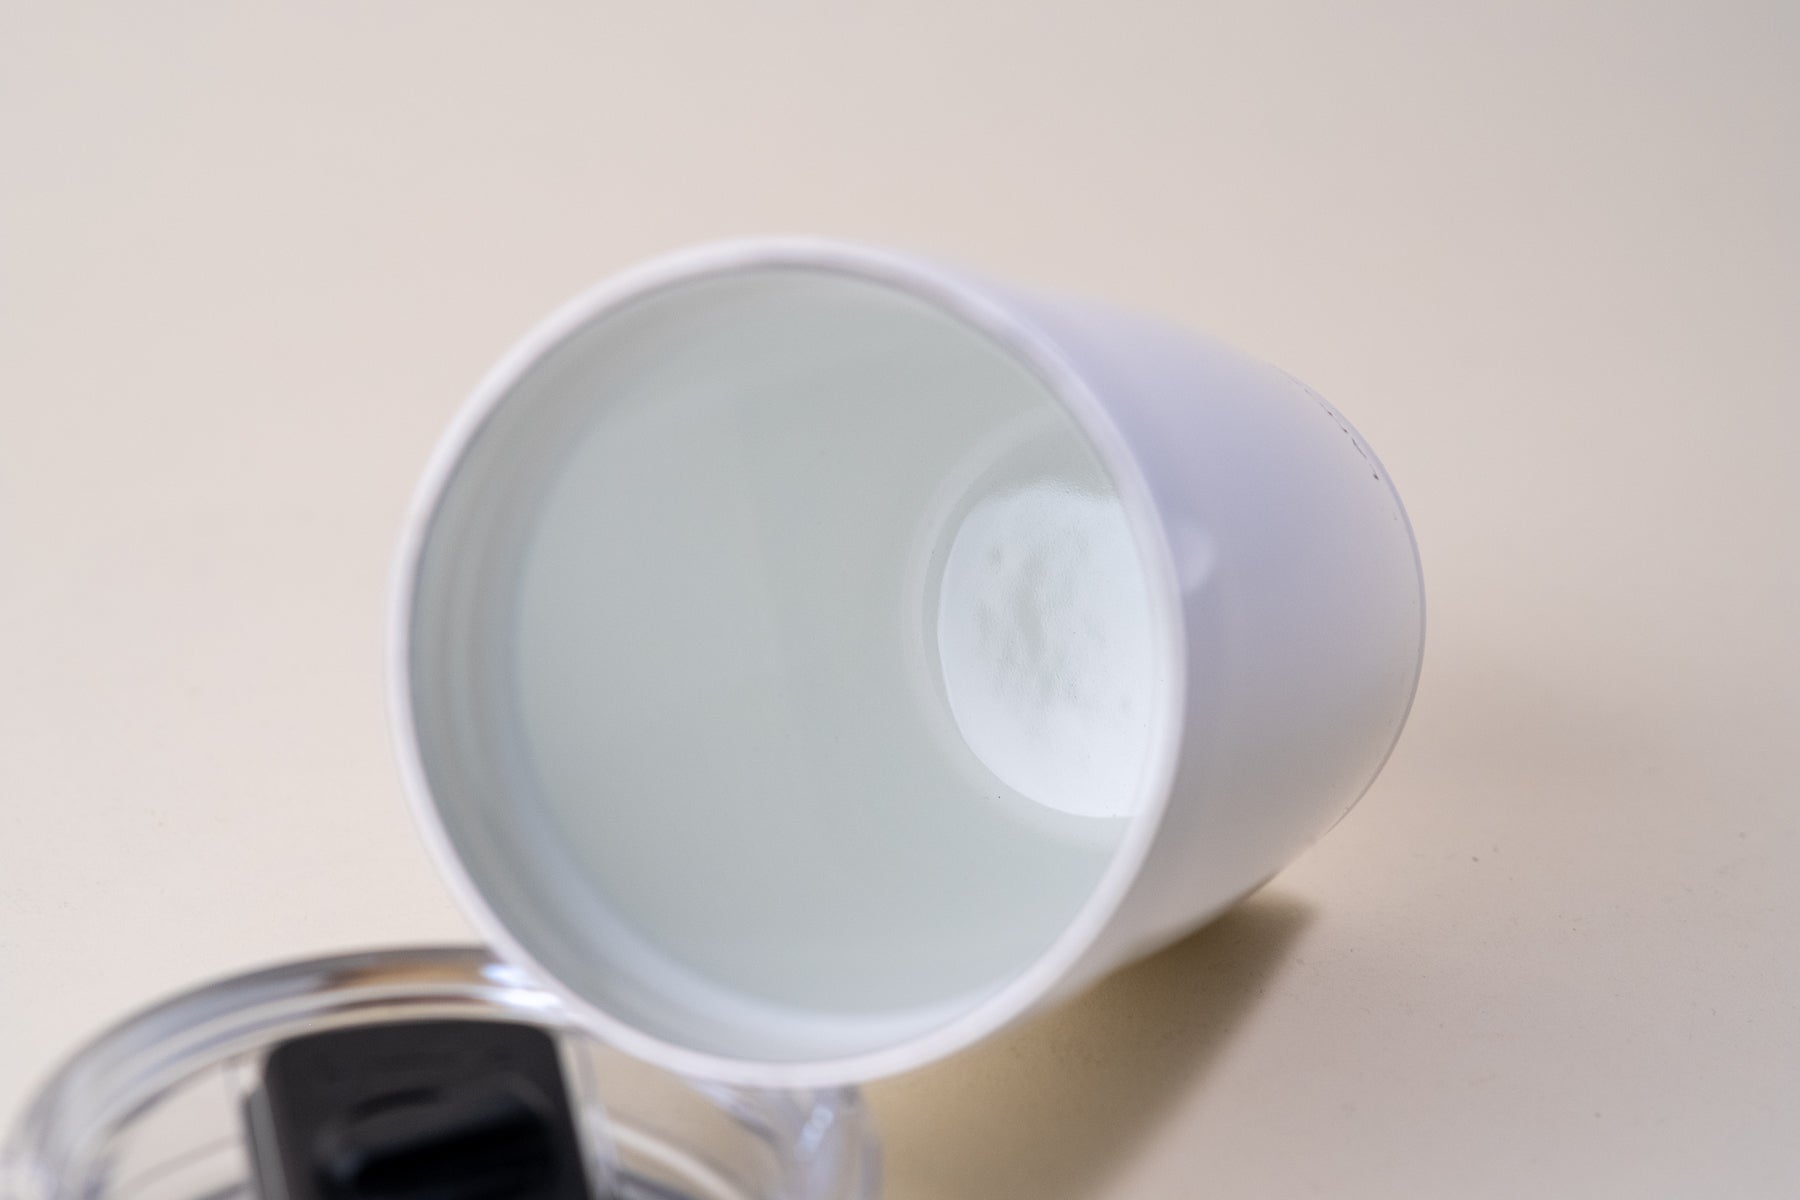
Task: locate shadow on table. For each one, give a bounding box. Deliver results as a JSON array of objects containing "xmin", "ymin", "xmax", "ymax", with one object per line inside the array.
[{"xmin": 868, "ymin": 890, "xmax": 1314, "ymax": 1200}]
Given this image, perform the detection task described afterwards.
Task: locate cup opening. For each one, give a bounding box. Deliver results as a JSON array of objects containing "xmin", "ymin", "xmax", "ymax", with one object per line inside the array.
[{"xmin": 399, "ymin": 250, "xmax": 1183, "ymax": 1078}]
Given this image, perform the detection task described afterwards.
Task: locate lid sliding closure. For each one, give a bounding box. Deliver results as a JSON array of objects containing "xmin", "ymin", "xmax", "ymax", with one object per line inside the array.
[
  {"xmin": 248, "ymin": 1021, "xmax": 596, "ymax": 1200},
  {"xmin": 1, "ymin": 948, "xmax": 877, "ymax": 1200}
]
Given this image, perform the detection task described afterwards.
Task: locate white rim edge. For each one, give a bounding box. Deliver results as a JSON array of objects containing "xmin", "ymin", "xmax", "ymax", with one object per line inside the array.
[{"xmin": 386, "ymin": 236, "xmax": 1190, "ymax": 1088}]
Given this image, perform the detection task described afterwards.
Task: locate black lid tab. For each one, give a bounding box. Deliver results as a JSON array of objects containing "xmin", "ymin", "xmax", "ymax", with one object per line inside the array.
[{"xmin": 248, "ymin": 1021, "xmax": 598, "ymax": 1200}]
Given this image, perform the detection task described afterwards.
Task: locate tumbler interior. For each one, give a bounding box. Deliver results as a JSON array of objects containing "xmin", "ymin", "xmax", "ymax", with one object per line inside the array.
[{"xmin": 402, "ymin": 262, "xmax": 1180, "ymax": 1070}]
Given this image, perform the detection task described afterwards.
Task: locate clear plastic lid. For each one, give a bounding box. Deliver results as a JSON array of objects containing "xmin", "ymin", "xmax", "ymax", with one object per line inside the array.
[{"xmin": 1, "ymin": 947, "xmax": 877, "ymax": 1200}]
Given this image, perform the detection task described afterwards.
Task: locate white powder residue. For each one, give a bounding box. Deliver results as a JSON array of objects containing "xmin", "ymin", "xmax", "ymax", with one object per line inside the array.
[{"xmin": 934, "ymin": 481, "xmax": 1156, "ymax": 818}]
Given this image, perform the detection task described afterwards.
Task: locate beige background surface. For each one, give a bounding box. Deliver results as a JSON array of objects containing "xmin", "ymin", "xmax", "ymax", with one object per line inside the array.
[{"xmin": 3, "ymin": 3, "xmax": 1796, "ymax": 1196}]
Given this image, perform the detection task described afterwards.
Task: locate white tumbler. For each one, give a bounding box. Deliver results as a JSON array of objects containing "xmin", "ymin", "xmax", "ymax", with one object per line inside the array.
[{"xmin": 393, "ymin": 238, "xmax": 1425, "ymax": 1087}]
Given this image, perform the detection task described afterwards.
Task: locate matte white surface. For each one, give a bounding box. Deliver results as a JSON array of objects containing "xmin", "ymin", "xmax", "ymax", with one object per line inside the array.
[
  {"xmin": 3, "ymin": 2, "xmax": 1796, "ymax": 1197},
  {"xmin": 394, "ymin": 241, "xmax": 1417, "ymax": 1085}
]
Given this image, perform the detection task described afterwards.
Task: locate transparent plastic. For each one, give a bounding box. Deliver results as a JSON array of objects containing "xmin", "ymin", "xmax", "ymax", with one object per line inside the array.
[{"xmin": 1, "ymin": 947, "xmax": 877, "ymax": 1200}]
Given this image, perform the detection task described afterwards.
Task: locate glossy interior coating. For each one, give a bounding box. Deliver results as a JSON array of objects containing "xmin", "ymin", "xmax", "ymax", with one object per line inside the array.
[{"xmin": 406, "ymin": 266, "xmax": 1166, "ymax": 1062}]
